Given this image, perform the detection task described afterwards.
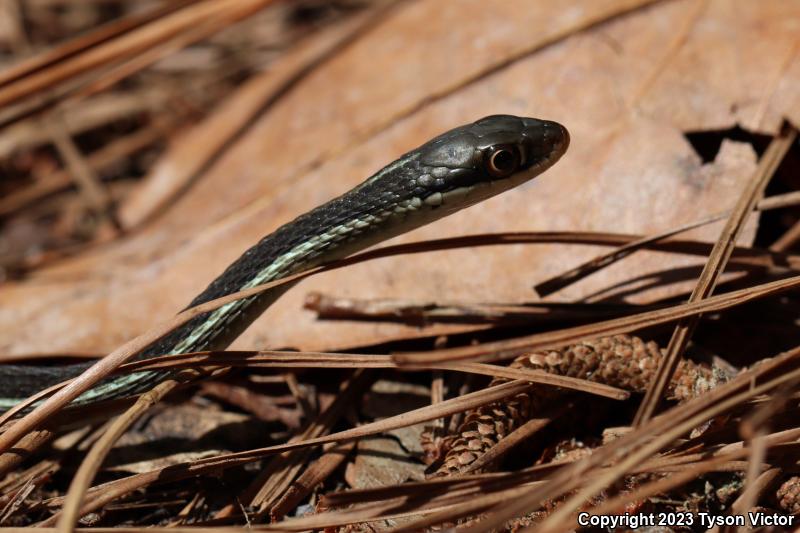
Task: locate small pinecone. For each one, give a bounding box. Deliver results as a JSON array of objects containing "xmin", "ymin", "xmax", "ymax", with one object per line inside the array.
[
  {"xmin": 522, "ymin": 335, "xmax": 717, "ymax": 401},
  {"xmin": 432, "ymin": 355, "xmax": 554, "ymax": 476},
  {"xmin": 777, "ymin": 476, "xmax": 800, "ymax": 514},
  {"xmin": 433, "ymin": 335, "xmax": 717, "ymax": 477}
]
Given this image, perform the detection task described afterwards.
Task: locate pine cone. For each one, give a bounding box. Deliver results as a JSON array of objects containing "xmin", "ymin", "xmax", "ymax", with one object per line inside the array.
[
  {"xmin": 432, "ymin": 335, "xmax": 717, "ymax": 476},
  {"xmin": 523, "ymin": 335, "xmax": 716, "ymax": 401}
]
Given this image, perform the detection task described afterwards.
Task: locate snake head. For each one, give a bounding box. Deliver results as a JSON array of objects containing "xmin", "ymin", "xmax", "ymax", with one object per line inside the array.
[{"xmin": 412, "ymin": 114, "xmax": 569, "ymax": 209}]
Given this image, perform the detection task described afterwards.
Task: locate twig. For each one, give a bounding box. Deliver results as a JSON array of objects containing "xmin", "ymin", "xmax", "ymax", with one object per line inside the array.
[
  {"xmin": 0, "ymin": 0, "xmax": 277, "ymax": 109},
  {"xmin": 45, "ymin": 112, "xmax": 122, "ymax": 231},
  {"xmin": 52, "ymin": 370, "xmax": 201, "ymax": 532},
  {"xmin": 47, "ymin": 380, "xmax": 536, "ymax": 520},
  {"xmin": 0, "ymin": 0, "xmax": 199, "ymax": 89},
  {"xmin": 479, "ymin": 347, "xmax": 800, "ymax": 532},
  {"xmin": 635, "ymin": 123, "xmax": 797, "ymax": 426},
  {"xmin": 535, "ymin": 190, "xmax": 800, "ymax": 297},
  {"xmin": 392, "ymin": 273, "xmax": 800, "ymax": 365},
  {"xmin": 270, "ymin": 440, "xmax": 356, "ymax": 521}
]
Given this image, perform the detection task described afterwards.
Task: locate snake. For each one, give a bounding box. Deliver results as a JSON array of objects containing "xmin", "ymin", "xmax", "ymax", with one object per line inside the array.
[{"xmin": 0, "ymin": 115, "xmax": 569, "ymax": 413}]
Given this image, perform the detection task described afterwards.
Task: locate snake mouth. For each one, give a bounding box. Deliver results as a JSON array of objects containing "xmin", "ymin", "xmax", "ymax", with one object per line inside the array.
[
  {"xmin": 522, "ymin": 118, "xmax": 570, "ymax": 168},
  {"xmin": 552, "ymin": 122, "xmax": 570, "ymax": 155},
  {"xmin": 517, "ymin": 120, "xmax": 569, "ymax": 186}
]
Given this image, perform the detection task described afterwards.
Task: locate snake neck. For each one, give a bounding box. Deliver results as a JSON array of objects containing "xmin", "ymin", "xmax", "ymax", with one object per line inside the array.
[{"xmin": 0, "ymin": 155, "xmax": 432, "ymax": 409}]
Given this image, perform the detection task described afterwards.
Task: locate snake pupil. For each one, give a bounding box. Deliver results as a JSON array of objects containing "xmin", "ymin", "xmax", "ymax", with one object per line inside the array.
[{"xmin": 487, "ymin": 146, "xmax": 519, "ymax": 178}]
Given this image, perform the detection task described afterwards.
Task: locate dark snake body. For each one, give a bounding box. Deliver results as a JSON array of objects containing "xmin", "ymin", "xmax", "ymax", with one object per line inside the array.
[{"xmin": 0, "ymin": 115, "xmax": 569, "ymax": 411}]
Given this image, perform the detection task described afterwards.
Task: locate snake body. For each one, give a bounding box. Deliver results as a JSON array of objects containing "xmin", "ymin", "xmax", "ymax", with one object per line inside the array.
[{"xmin": 0, "ymin": 115, "xmax": 569, "ymax": 412}]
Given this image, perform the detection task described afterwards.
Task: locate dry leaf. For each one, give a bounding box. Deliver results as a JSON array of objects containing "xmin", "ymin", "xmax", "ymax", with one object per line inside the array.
[{"xmin": 3, "ymin": 0, "xmax": 795, "ymax": 356}]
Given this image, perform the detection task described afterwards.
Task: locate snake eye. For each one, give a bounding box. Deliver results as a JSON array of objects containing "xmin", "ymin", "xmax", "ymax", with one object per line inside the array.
[{"xmin": 485, "ymin": 145, "xmax": 520, "ymax": 178}]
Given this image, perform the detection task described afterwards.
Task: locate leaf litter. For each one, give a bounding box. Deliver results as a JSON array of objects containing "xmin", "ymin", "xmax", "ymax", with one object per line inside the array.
[{"xmin": 1, "ymin": 1, "xmax": 800, "ymax": 532}]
